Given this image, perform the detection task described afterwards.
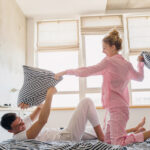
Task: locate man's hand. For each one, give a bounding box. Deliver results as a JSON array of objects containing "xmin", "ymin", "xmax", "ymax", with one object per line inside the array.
[
  {"xmin": 26, "ymin": 87, "xmax": 57, "ymax": 139},
  {"xmin": 55, "ymin": 71, "xmax": 67, "ymax": 80},
  {"xmin": 47, "ymin": 87, "xmax": 57, "ymax": 95},
  {"xmin": 37, "ymin": 103, "xmax": 44, "ymax": 109}
]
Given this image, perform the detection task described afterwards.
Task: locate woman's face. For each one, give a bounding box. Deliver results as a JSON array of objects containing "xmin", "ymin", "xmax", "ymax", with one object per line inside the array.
[
  {"xmin": 10, "ymin": 116, "xmax": 26, "ymax": 133},
  {"xmin": 102, "ymin": 42, "xmax": 116, "ymax": 57}
]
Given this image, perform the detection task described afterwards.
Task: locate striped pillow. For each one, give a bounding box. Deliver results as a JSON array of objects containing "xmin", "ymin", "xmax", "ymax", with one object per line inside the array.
[
  {"xmin": 17, "ymin": 65, "xmax": 62, "ymax": 107},
  {"xmin": 141, "ymin": 51, "xmax": 150, "ymax": 69}
]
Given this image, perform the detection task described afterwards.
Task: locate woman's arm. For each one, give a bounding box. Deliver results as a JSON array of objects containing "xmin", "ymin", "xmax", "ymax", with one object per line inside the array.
[
  {"xmin": 129, "ymin": 56, "xmax": 144, "ymax": 81},
  {"xmin": 55, "ymin": 58, "xmax": 108, "ymax": 79}
]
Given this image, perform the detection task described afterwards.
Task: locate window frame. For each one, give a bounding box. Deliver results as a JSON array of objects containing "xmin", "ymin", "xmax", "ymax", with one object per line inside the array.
[
  {"xmin": 36, "ymin": 19, "xmax": 81, "ymax": 109},
  {"xmin": 127, "ymin": 16, "xmax": 150, "ymax": 106}
]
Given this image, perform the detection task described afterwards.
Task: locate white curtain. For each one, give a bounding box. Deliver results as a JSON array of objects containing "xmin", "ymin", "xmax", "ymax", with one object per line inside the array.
[
  {"xmin": 37, "ymin": 20, "xmax": 79, "ymax": 50},
  {"xmin": 128, "ymin": 16, "xmax": 150, "ymax": 49},
  {"xmin": 81, "ymin": 15, "xmax": 123, "ymax": 35}
]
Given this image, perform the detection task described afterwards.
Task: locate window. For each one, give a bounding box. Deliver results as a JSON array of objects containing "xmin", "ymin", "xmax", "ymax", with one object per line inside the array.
[
  {"xmin": 132, "ymin": 92, "xmax": 150, "ymax": 105},
  {"xmin": 127, "ymin": 16, "xmax": 150, "ymax": 106},
  {"xmin": 86, "ymin": 93, "xmax": 102, "ymax": 106},
  {"xmin": 85, "ymin": 35, "xmax": 105, "ymax": 88},
  {"xmin": 84, "ymin": 35, "xmax": 104, "ymax": 106},
  {"xmin": 129, "ymin": 55, "xmax": 150, "ymax": 105},
  {"xmin": 52, "ymin": 94, "xmax": 79, "ymax": 108},
  {"xmin": 130, "ymin": 55, "xmax": 150, "ymax": 89},
  {"xmin": 37, "ymin": 20, "xmax": 79, "ymax": 108},
  {"xmin": 81, "ymin": 15, "xmax": 123, "ymax": 35},
  {"xmin": 81, "ymin": 15, "xmax": 123, "ymax": 107},
  {"xmin": 37, "ymin": 20, "xmax": 79, "ymax": 49},
  {"xmin": 127, "ymin": 16, "xmax": 150, "ymax": 51},
  {"xmin": 38, "ymin": 51, "xmax": 79, "ymax": 92}
]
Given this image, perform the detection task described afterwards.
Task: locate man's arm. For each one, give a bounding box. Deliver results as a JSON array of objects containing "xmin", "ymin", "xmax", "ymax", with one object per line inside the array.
[
  {"xmin": 29, "ymin": 104, "xmax": 43, "ymax": 122},
  {"xmin": 26, "ymin": 87, "xmax": 57, "ymax": 139}
]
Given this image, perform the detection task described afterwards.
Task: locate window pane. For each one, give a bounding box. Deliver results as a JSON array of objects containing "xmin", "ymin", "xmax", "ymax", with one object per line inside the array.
[
  {"xmin": 130, "ymin": 55, "xmax": 150, "ymax": 89},
  {"xmin": 38, "ymin": 51, "xmax": 79, "ymax": 91},
  {"xmin": 86, "ymin": 76, "xmax": 103, "ymax": 88},
  {"xmin": 132, "ymin": 92, "xmax": 150, "ymax": 105},
  {"xmin": 85, "ymin": 35, "xmax": 105, "ymax": 88},
  {"xmin": 52, "ymin": 94, "xmax": 79, "ymax": 108},
  {"xmin": 128, "ymin": 17, "xmax": 150, "ymax": 49},
  {"xmin": 86, "ymin": 93, "xmax": 102, "ymax": 106}
]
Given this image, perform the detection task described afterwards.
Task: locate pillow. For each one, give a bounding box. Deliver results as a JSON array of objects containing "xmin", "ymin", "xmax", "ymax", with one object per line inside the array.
[
  {"xmin": 141, "ymin": 51, "xmax": 150, "ymax": 69},
  {"xmin": 17, "ymin": 65, "xmax": 63, "ymax": 107}
]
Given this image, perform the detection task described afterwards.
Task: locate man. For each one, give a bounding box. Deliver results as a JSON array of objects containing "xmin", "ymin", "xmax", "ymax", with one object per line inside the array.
[
  {"xmin": 0, "ymin": 87, "xmax": 146, "ymax": 142},
  {"xmin": 1, "ymin": 87, "xmax": 104, "ymax": 142}
]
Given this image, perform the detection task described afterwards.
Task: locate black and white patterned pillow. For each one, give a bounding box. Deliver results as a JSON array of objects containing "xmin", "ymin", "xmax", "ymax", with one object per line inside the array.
[
  {"xmin": 17, "ymin": 65, "xmax": 62, "ymax": 107},
  {"xmin": 141, "ymin": 51, "xmax": 150, "ymax": 69}
]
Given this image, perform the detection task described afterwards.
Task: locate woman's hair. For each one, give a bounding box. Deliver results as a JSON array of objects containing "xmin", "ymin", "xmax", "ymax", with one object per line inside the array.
[{"xmin": 103, "ymin": 29, "xmax": 122, "ymax": 51}]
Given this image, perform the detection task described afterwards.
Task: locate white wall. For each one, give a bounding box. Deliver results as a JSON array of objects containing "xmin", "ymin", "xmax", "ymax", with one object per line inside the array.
[
  {"xmin": 0, "ymin": 0, "xmax": 26, "ymax": 106},
  {"xmin": 0, "ymin": 0, "xmax": 26, "ymax": 141}
]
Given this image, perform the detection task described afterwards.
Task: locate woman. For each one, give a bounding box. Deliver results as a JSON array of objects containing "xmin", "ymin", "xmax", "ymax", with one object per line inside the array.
[{"xmin": 55, "ymin": 30, "xmax": 147, "ymax": 146}]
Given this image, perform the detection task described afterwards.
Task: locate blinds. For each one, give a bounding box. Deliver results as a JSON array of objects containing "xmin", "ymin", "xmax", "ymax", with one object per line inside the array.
[
  {"xmin": 81, "ymin": 15, "xmax": 123, "ymax": 35},
  {"xmin": 127, "ymin": 16, "xmax": 150, "ymax": 50},
  {"xmin": 37, "ymin": 20, "xmax": 79, "ymax": 51}
]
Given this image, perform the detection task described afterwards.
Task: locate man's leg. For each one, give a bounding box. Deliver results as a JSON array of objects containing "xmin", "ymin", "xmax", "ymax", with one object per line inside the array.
[{"xmin": 65, "ymin": 97, "xmax": 104, "ymax": 141}]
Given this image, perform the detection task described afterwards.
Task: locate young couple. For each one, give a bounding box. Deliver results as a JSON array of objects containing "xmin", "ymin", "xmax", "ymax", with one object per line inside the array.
[
  {"xmin": 1, "ymin": 29, "xmax": 150, "ymax": 146},
  {"xmin": 0, "ymin": 87, "xmax": 146, "ymax": 144}
]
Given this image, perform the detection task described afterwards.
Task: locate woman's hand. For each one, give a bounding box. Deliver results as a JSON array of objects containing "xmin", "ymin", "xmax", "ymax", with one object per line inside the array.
[
  {"xmin": 55, "ymin": 71, "xmax": 67, "ymax": 80},
  {"xmin": 138, "ymin": 55, "xmax": 144, "ymax": 62},
  {"xmin": 19, "ymin": 103, "xmax": 29, "ymax": 109}
]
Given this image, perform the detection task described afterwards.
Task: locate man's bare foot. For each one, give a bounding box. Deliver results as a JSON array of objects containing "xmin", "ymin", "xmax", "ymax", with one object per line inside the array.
[
  {"xmin": 135, "ymin": 117, "xmax": 146, "ymax": 132},
  {"xmin": 135, "ymin": 127, "xmax": 146, "ymax": 134}
]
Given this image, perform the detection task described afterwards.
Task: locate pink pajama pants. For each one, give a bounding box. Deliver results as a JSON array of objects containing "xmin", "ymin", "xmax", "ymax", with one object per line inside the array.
[{"xmin": 104, "ymin": 107, "xmax": 144, "ymax": 146}]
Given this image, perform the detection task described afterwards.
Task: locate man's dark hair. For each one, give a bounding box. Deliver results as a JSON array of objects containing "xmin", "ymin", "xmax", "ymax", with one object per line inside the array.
[{"xmin": 0, "ymin": 113, "xmax": 17, "ymax": 130}]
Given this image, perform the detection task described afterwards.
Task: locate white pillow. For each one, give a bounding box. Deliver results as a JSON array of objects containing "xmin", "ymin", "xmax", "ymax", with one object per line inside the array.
[{"xmin": 17, "ymin": 65, "xmax": 62, "ymax": 107}]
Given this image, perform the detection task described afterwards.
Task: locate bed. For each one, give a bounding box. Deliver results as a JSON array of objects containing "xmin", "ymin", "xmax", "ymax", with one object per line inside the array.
[{"xmin": 0, "ymin": 139, "xmax": 150, "ymax": 150}]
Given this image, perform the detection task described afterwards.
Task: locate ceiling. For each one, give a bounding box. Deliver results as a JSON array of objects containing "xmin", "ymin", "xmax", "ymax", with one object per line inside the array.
[
  {"xmin": 15, "ymin": 0, "xmax": 150, "ymax": 18},
  {"xmin": 107, "ymin": 0, "xmax": 150, "ymax": 10},
  {"xmin": 15, "ymin": 0, "xmax": 107, "ymax": 19}
]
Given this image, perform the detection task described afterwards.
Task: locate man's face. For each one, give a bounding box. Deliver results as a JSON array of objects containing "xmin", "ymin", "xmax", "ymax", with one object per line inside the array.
[{"xmin": 10, "ymin": 116, "xmax": 26, "ymax": 133}]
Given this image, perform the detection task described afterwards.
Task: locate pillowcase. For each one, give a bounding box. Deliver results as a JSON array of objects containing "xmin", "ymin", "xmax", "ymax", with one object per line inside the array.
[
  {"xmin": 17, "ymin": 65, "xmax": 62, "ymax": 107},
  {"xmin": 141, "ymin": 51, "xmax": 150, "ymax": 69}
]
